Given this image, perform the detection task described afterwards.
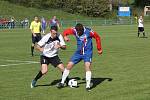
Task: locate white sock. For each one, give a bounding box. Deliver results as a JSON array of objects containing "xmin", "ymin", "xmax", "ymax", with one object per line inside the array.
[
  {"xmin": 86, "ymin": 71, "xmax": 92, "ymax": 88},
  {"xmin": 61, "ymin": 68, "xmax": 70, "ymax": 84}
]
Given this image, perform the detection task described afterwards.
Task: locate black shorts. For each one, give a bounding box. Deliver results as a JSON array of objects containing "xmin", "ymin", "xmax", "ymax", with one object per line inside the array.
[
  {"xmin": 40, "ymin": 55, "xmax": 62, "ymax": 67},
  {"xmin": 32, "ymin": 33, "xmax": 42, "ymax": 44},
  {"xmin": 138, "ymin": 27, "xmax": 144, "ymax": 32}
]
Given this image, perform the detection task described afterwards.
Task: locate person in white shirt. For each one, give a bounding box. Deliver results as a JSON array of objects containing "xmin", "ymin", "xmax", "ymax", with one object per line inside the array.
[
  {"xmin": 31, "ymin": 26, "xmax": 67, "ymax": 88},
  {"xmin": 138, "ymin": 16, "xmax": 145, "ymax": 37},
  {"xmin": 24, "ymin": 18, "xmax": 29, "ymax": 28}
]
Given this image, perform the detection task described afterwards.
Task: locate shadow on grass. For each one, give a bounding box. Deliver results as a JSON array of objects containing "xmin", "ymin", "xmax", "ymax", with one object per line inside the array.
[
  {"xmin": 139, "ymin": 36, "xmax": 148, "ymax": 38},
  {"xmin": 79, "ymin": 77, "xmax": 113, "ymax": 89},
  {"xmin": 91, "ymin": 78, "xmax": 113, "ymax": 89},
  {"xmin": 36, "ymin": 77, "xmax": 81, "ymax": 87},
  {"xmin": 35, "ymin": 77, "xmax": 113, "ymax": 89},
  {"xmin": 36, "ymin": 84, "xmax": 51, "ymax": 87}
]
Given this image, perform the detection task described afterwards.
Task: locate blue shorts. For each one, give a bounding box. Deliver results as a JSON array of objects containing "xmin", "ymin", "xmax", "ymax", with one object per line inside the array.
[{"xmin": 70, "ymin": 52, "xmax": 92, "ymax": 64}]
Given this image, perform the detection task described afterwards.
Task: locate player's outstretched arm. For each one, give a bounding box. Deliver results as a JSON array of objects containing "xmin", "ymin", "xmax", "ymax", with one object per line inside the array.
[
  {"xmin": 58, "ymin": 34, "xmax": 66, "ymax": 50},
  {"xmin": 54, "ymin": 43, "xmax": 66, "ymax": 50},
  {"xmin": 63, "ymin": 28, "xmax": 74, "ymax": 42},
  {"xmin": 36, "ymin": 36, "xmax": 47, "ymax": 52},
  {"xmin": 90, "ymin": 31, "xmax": 102, "ymax": 55},
  {"xmin": 60, "ymin": 45, "xmax": 66, "ymax": 50}
]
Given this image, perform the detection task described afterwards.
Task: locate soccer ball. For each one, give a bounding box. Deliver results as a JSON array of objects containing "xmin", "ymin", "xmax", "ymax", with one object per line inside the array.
[{"xmin": 68, "ymin": 79, "xmax": 78, "ymax": 88}]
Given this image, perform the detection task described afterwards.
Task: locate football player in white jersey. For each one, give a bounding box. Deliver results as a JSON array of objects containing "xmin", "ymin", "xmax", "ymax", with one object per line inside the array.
[
  {"xmin": 31, "ymin": 26, "xmax": 66, "ymax": 88},
  {"xmin": 138, "ymin": 16, "xmax": 145, "ymax": 37}
]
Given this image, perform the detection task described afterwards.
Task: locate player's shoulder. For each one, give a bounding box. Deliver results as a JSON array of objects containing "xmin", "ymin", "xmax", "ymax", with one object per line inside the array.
[
  {"xmin": 85, "ymin": 27, "xmax": 92, "ymax": 31},
  {"xmin": 57, "ymin": 33, "xmax": 65, "ymax": 41},
  {"xmin": 42, "ymin": 33, "xmax": 51, "ymax": 40},
  {"xmin": 57, "ymin": 33, "xmax": 64, "ymax": 39},
  {"xmin": 56, "ymin": 32, "xmax": 61, "ymax": 36},
  {"xmin": 85, "ymin": 27, "xmax": 94, "ymax": 33},
  {"xmin": 44, "ymin": 33, "xmax": 51, "ymax": 37},
  {"xmin": 72, "ymin": 27, "xmax": 76, "ymax": 32}
]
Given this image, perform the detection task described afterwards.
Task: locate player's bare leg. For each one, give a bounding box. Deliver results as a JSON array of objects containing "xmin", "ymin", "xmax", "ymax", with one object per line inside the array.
[
  {"xmin": 57, "ymin": 64, "xmax": 69, "ymax": 86},
  {"xmin": 31, "ymin": 64, "xmax": 48, "ymax": 88},
  {"xmin": 138, "ymin": 32, "xmax": 140, "ymax": 37},
  {"xmin": 57, "ymin": 62, "xmax": 74, "ymax": 88},
  {"xmin": 41, "ymin": 64, "xmax": 48, "ymax": 74},
  {"xmin": 57, "ymin": 63, "xmax": 65, "ymax": 72}
]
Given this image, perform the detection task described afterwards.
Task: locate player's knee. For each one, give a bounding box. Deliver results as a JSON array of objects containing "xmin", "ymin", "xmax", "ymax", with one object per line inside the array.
[
  {"xmin": 66, "ymin": 62, "xmax": 74, "ymax": 70},
  {"xmin": 41, "ymin": 66, "xmax": 48, "ymax": 74},
  {"xmin": 85, "ymin": 65, "xmax": 91, "ymax": 71},
  {"xmin": 57, "ymin": 64, "xmax": 65, "ymax": 72},
  {"xmin": 84, "ymin": 62, "xmax": 91, "ymax": 71},
  {"xmin": 41, "ymin": 69, "xmax": 48, "ymax": 74},
  {"xmin": 31, "ymin": 43, "xmax": 35, "ymax": 47},
  {"xmin": 85, "ymin": 67, "xmax": 91, "ymax": 71}
]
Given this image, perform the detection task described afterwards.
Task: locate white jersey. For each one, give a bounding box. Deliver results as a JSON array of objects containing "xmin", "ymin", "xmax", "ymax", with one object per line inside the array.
[
  {"xmin": 37, "ymin": 33, "xmax": 66, "ymax": 58},
  {"xmin": 138, "ymin": 18, "xmax": 144, "ymax": 27}
]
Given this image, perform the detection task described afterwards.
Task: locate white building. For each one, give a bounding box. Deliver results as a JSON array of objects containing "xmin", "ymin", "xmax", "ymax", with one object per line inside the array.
[{"xmin": 144, "ymin": 6, "xmax": 150, "ymax": 16}]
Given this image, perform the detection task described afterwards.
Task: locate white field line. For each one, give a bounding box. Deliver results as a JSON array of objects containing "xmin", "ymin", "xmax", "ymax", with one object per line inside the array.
[
  {"xmin": 5, "ymin": 59, "xmax": 38, "ymax": 63},
  {"xmin": 0, "ymin": 59, "xmax": 39, "ymax": 67},
  {"xmin": 0, "ymin": 62, "xmax": 39, "ymax": 67}
]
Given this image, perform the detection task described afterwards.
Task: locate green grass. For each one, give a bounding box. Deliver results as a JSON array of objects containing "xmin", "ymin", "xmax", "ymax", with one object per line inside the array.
[{"xmin": 0, "ymin": 23, "xmax": 150, "ymax": 100}]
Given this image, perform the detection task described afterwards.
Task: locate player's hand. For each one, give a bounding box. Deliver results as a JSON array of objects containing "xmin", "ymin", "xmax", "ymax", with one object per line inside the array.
[
  {"xmin": 39, "ymin": 48, "xmax": 44, "ymax": 52},
  {"xmin": 98, "ymin": 50, "xmax": 102, "ymax": 55},
  {"xmin": 54, "ymin": 42, "xmax": 61, "ymax": 49},
  {"xmin": 33, "ymin": 33, "xmax": 36, "ymax": 37},
  {"xmin": 54, "ymin": 44, "xmax": 61, "ymax": 49},
  {"xmin": 64, "ymin": 36, "xmax": 70, "ymax": 42}
]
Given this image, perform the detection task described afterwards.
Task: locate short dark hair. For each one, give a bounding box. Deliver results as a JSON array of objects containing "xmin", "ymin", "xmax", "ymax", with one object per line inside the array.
[
  {"xmin": 75, "ymin": 23, "xmax": 84, "ymax": 35},
  {"xmin": 50, "ymin": 26, "xmax": 58, "ymax": 31},
  {"xmin": 34, "ymin": 16, "xmax": 38, "ymax": 18}
]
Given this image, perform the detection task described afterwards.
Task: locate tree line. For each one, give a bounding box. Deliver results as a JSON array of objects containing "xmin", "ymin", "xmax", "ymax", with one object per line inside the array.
[
  {"xmin": 4, "ymin": 0, "xmax": 150, "ymax": 17},
  {"xmin": 5, "ymin": 0, "xmax": 110, "ymax": 17}
]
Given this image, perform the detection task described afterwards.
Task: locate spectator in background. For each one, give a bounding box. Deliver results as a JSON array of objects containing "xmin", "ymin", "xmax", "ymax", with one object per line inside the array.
[
  {"xmin": 21, "ymin": 18, "xmax": 29, "ymax": 28},
  {"xmin": 30, "ymin": 16, "xmax": 42, "ymax": 56},
  {"xmin": 21, "ymin": 19, "xmax": 25, "ymax": 28},
  {"xmin": 10, "ymin": 17, "xmax": 15, "ymax": 29},
  {"xmin": 49, "ymin": 16, "xmax": 60, "ymax": 30},
  {"xmin": 41, "ymin": 17, "xmax": 47, "ymax": 35},
  {"xmin": 134, "ymin": 15, "xmax": 138, "ymax": 24},
  {"xmin": 24, "ymin": 18, "xmax": 29, "ymax": 29},
  {"xmin": 0, "ymin": 18, "xmax": 8, "ymax": 29},
  {"xmin": 138, "ymin": 16, "xmax": 145, "ymax": 37}
]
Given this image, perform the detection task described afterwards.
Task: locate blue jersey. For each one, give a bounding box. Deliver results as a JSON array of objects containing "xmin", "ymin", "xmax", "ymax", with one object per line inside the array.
[{"xmin": 73, "ymin": 27, "xmax": 93, "ymax": 55}]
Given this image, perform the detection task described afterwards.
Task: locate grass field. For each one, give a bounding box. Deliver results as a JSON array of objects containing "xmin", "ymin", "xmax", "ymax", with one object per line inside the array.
[{"xmin": 0, "ymin": 24, "xmax": 150, "ymax": 100}]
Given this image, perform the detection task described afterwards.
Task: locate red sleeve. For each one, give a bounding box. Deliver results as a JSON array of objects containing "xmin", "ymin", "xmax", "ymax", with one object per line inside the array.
[
  {"xmin": 63, "ymin": 28, "xmax": 74, "ymax": 36},
  {"xmin": 90, "ymin": 31, "xmax": 102, "ymax": 51}
]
